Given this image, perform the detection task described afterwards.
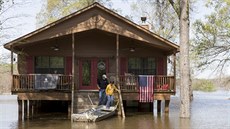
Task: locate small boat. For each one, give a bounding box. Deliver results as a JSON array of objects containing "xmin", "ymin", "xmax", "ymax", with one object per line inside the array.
[{"xmin": 72, "ymin": 105, "xmax": 117, "ymax": 122}]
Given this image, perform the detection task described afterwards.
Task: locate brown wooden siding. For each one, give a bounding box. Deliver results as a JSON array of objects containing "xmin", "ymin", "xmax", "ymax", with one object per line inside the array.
[
  {"xmin": 156, "ymin": 56, "xmax": 168, "ymax": 75},
  {"xmin": 66, "ymin": 56, "xmax": 72, "ymax": 75},
  {"xmin": 26, "ymin": 56, "xmax": 34, "ymax": 74}
]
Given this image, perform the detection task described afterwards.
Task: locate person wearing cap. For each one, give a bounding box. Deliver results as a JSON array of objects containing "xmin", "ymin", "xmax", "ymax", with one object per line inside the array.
[
  {"xmin": 105, "ymin": 77, "xmax": 120, "ymax": 109},
  {"xmin": 97, "ymin": 74, "xmax": 109, "ymax": 105}
]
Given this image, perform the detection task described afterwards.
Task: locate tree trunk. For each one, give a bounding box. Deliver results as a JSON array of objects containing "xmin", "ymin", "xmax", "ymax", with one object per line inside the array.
[{"xmin": 179, "ymin": 0, "xmax": 191, "ymax": 118}]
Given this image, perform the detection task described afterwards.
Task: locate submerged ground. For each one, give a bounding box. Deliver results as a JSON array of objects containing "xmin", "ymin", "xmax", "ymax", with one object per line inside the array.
[{"xmin": 0, "ymin": 90, "xmax": 230, "ymax": 129}]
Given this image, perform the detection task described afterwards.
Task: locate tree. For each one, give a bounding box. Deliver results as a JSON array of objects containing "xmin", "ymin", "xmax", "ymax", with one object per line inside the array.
[
  {"xmin": 192, "ymin": 0, "xmax": 230, "ymax": 76},
  {"xmin": 36, "ymin": 0, "xmax": 112, "ymax": 28},
  {"xmin": 0, "ymin": 0, "xmax": 30, "ymax": 63},
  {"xmin": 169, "ymin": 0, "xmax": 191, "ymax": 118},
  {"xmin": 131, "ymin": 0, "xmax": 191, "ymax": 118},
  {"xmin": 130, "ymin": 0, "xmax": 180, "ymax": 93},
  {"xmin": 130, "ymin": 0, "xmax": 179, "ymax": 42},
  {"xmin": 0, "ymin": 0, "xmax": 30, "ymax": 93},
  {"xmin": 0, "ymin": 0, "xmax": 15, "ymax": 62}
]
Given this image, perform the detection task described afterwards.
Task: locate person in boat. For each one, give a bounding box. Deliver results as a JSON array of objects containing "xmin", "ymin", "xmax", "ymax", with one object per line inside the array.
[
  {"xmin": 105, "ymin": 78, "xmax": 120, "ymax": 109},
  {"xmin": 97, "ymin": 74, "xmax": 109, "ymax": 105}
]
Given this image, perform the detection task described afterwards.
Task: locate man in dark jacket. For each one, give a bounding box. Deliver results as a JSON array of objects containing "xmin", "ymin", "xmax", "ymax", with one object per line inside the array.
[{"xmin": 97, "ymin": 74, "xmax": 109, "ymax": 105}]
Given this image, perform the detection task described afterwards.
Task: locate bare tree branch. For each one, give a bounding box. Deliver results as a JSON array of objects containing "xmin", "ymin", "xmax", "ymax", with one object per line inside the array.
[{"xmin": 168, "ymin": 0, "xmax": 180, "ymax": 17}]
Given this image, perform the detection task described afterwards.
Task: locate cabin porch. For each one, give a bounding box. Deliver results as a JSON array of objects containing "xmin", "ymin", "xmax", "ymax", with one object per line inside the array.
[{"xmin": 12, "ymin": 74, "xmax": 175, "ymax": 119}]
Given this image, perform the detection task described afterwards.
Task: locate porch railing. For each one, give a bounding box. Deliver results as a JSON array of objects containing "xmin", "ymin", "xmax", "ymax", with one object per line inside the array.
[
  {"xmin": 12, "ymin": 74, "xmax": 175, "ymax": 93},
  {"xmin": 12, "ymin": 74, "xmax": 72, "ymax": 91},
  {"xmin": 119, "ymin": 75, "xmax": 175, "ymax": 92}
]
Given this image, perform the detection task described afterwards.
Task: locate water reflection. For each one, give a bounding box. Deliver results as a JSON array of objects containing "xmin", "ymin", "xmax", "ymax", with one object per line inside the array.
[
  {"xmin": 0, "ymin": 95, "xmax": 18, "ymax": 129},
  {"xmin": 1, "ymin": 91, "xmax": 230, "ymax": 129}
]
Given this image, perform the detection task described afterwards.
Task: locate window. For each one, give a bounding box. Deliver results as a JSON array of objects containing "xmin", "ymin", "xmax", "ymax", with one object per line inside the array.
[
  {"xmin": 82, "ymin": 60, "xmax": 91, "ymax": 86},
  {"xmin": 50, "ymin": 57, "xmax": 64, "ymax": 68},
  {"xmin": 128, "ymin": 57, "xmax": 156, "ymax": 75},
  {"xmin": 35, "ymin": 56, "xmax": 64, "ymax": 74},
  {"xmin": 35, "ymin": 56, "xmax": 49, "ymax": 68}
]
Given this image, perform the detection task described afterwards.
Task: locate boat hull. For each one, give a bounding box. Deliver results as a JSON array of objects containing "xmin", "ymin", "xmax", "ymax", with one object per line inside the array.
[{"xmin": 72, "ymin": 105, "xmax": 117, "ymax": 122}]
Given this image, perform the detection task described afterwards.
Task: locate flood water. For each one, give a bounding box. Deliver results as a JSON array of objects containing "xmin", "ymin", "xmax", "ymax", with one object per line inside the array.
[{"xmin": 0, "ymin": 91, "xmax": 230, "ymax": 129}]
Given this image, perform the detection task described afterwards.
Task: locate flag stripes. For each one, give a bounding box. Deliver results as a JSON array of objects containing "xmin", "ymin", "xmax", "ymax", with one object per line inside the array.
[{"xmin": 139, "ymin": 75, "xmax": 154, "ymax": 102}]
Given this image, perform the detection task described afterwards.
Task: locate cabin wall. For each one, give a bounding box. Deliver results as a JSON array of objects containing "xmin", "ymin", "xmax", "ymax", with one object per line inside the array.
[
  {"xmin": 17, "ymin": 55, "xmax": 34, "ymax": 74},
  {"xmin": 17, "ymin": 54, "xmax": 27, "ymax": 74},
  {"xmin": 157, "ymin": 56, "xmax": 167, "ymax": 75},
  {"xmin": 18, "ymin": 37, "xmax": 168, "ymax": 76},
  {"xmin": 66, "ymin": 56, "xmax": 72, "ymax": 75}
]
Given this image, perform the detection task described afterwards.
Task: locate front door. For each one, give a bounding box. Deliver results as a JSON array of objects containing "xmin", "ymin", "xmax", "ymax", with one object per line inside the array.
[{"xmin": 79, "ymin": 58, "xmax": 108, "ymax": 90}]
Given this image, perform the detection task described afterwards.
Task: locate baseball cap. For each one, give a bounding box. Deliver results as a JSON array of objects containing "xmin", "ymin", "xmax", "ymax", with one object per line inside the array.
[{"xmin": 102, "ymin": 74, "xmax": 107, "ymax": 79}]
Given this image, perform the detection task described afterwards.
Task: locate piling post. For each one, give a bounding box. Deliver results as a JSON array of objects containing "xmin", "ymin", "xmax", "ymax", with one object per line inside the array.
[
  {"xmin": 32, "ymin": 102, "xmax": 34, "ymax": 119},
  {"xmin": 165, "ymin": 100, "xmax": 170, "ymax": 113},
  {"xmin": 18, "ymin": 100, "xmax": 22, "ymax": 120},
  {"xmin": 27, "ymin": 100, "xmax": 29, "ymax": 119},
  {"xmin": 68, "ymin": 102, "xmax": 71, "ymax": 119},
  {"xmin": 157, "ymin": 100, "xmax": 161, "ymax": 113},
  {"xmin": 22, "ymin": 100, "xmax": 24, "ymax": 120}
]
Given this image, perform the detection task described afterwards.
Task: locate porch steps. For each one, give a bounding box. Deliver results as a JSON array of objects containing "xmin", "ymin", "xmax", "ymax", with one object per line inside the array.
[{"xmin": 73, "ymin": 92, "xmax": 99, "ymax": 113}]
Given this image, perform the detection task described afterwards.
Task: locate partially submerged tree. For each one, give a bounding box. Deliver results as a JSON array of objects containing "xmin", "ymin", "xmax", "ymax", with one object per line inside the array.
[
  {"xmin": 36, "ymin": 0, "xmax": 112, "ymax": 28},
  {"xmin": 169, "ymin": 0, "xmax": 191, "ymax": 118},
  {"xmin": 192, "ymin": 0, "xmax": 230, "ymax": 76},
  {"xmin": 131, "ymin": 0, "xmax": 191, "ymax": 118}
]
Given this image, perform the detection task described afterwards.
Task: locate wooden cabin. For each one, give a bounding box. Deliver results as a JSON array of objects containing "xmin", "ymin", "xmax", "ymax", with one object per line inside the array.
[{"xmin": 4, "ymin": 3, "xmax": 179, "ymax": 119}]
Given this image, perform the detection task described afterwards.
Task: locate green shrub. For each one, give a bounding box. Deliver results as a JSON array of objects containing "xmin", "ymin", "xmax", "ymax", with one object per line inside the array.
[{"xmin": 192, "ymin": 79, "xmax": 216, "ymax": 92}]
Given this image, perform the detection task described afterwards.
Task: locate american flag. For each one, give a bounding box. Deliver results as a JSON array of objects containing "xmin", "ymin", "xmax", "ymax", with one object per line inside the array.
[{"xmin": 139, "ymin": 75, "xmax": 155, "ymax": 102}]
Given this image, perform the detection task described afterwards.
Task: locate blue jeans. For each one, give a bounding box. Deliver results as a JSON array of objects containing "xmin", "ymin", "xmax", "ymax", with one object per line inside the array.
[
  {"xmin": 106, "ymin": 95, "xmax": 114, "ymax": 109},
  {"xmin": 99, "ymin": 89, "xmax": 106, "ymax": 105}
]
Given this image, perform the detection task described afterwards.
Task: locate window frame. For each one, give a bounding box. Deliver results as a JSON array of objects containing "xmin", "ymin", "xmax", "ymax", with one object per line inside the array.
[
  {"xmin": 128, "ymin": 57, "xmax": 156, "ymax": 75},
  {"xmin": 34, "ymin": 56, "xmax": 65, "ymax": 74}
]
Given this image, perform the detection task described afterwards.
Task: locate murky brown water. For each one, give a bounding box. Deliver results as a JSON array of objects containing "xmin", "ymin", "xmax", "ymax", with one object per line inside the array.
[{"xmin": 1, "ymin": 91, "xmax": 230, "ymax": 129}]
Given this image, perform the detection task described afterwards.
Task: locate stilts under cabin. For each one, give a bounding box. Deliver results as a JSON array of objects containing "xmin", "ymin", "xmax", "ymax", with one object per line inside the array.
[{"xmin": 3, "ymin": 2, "xmax": 179, "ymax": 120}]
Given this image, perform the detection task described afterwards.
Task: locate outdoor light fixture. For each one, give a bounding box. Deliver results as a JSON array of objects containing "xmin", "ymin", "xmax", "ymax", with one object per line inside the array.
[
  {"xmin": 53, "ymin": 46, "xmax": 59, "ymax": 51},
  {"xmin": 130, "ymin": 47, "xmax": 135, "ymax": 52},
  {"xmin": 51, "ymin": 45, "xmax": 59, "ymax": 51}
]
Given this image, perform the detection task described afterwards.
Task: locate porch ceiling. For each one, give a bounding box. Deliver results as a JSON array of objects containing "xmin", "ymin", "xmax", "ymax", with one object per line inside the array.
[
  {"xmin": 4, "ymin": 2, "xmax": 179, "ymax": 55},
  {"xmin": 16, "ymin": 29, "xmax": 170, "ymax": 56}
]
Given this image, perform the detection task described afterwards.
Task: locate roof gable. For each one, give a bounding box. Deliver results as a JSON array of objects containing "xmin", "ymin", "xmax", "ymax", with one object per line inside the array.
[{"xmin": 4, "ymin": 2, "xmax": 179, "ymax": 51}]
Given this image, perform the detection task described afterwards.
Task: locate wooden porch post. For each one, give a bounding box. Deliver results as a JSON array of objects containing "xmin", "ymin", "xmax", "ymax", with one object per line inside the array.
[
  {"xmin": 10, "ymin": 46, "xmax": 13, "ymax": 75},
  {"xmin": 116, "ymin": 34, "xmax": 125, "ymax": 118},
  {"xmin": 10, "ymin": 46, "xmax": 13, "ymax": 91},
  {"xmin": 71, "ymin": 32, "xmax": 75, "ymax": 121},
  {"xmin": 173, "ymin": 52, "xmax": 176, "ymax": 92}
]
